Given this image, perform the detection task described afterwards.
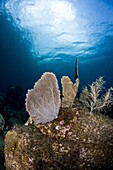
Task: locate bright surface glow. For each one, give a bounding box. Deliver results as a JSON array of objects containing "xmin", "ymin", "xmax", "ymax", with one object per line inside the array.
[
  {"xmin": 4, "ymin": 0, "xmax": 113, "ymax": 63},
  {"xmin": 1, "ymin": 0, "xmax": 113, "ymax": 93},
  {"xmin": 5, "ymin": 0, "xmax": 87, "ymax": 57},
  {"xmin": 18, "ymin": 0, "xmax": 78, "ymax": 47}
]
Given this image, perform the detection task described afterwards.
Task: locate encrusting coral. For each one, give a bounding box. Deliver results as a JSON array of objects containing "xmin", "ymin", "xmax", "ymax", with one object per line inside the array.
[{"xmin": 61, "ymin": 58, "xmax": 79, "ymax": 108}]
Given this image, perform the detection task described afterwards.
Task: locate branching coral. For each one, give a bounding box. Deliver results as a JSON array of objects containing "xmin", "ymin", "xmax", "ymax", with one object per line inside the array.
[{"xmin": 80, "ymin": 76, "xmax": 113, "ymax": 114}]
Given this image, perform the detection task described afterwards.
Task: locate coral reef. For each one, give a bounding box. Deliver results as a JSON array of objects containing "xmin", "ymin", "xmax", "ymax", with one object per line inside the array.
[
  {"xmin": 3, "ymin": 59, "xmax": 113, "ymax": 169},
  {"xmin": 61, "ymin": 58, "xmax": 79, "ymax": 108},
  {"xmin": 25, "ymin": 72, "xmax": 61, "ymax": 125},
  {"xmin": 4, "ymin": 106, "xmax": 113, "ymax": 170},
  {"xmin": 0, "ymin": 86, "xmax": 29, "ymax": 169},
  {"xmin": 0, "ymin": 113, "xmax": 5, "ymax": 132},
  {"xmin": 61, "ymin": 76, "xmax": 79, "ymax": 107},
  {"xmin": 80, "ymin": 76, "xmax": 113, "ymax": 114}
]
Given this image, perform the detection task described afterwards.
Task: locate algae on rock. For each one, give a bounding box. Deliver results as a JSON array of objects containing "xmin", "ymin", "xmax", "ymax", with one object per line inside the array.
[{"xmin": 4, "ymin": 106, "xmax": 113, "ymax": 170}]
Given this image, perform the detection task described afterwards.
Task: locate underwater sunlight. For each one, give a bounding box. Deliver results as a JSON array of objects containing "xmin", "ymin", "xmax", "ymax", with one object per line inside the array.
[
  {"xmin": 0, "ymin": 1, "xmax": 113, "ymax": 169},
  {"xmin": 0, "ymin": 0, "xmax": 113, "ymax": 91}
]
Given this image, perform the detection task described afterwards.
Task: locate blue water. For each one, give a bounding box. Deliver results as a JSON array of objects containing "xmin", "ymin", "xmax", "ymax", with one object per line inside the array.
[{"xmin": 0, "ymin": 0, "xmax": 113, "ymax": 93}]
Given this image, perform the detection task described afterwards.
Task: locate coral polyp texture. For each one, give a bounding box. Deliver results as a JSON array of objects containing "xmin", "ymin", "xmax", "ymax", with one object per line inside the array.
[{"xmin": 25, "ymin": 72, "xmax": 61, "ymax": 124}]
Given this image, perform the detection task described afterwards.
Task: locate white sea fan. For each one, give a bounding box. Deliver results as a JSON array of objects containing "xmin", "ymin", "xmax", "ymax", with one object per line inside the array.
[{"xmin": 25, "ymin": 72, "xmax": 61, "ymax": 124}]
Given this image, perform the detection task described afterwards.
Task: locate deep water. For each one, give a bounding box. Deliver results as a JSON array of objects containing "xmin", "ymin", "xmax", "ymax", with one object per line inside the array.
[{"xmin": 0, "ymin": 0, "xmax": 113, "ymax": 94}]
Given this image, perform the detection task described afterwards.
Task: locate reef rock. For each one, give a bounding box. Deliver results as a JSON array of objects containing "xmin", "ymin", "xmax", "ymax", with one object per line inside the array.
[
  {"xmin": 5, "ymin": 106, "xmax": 113, "ymax": 170},
  {"xmin": 0, "ymin": 113, "xmax": 5, "ymax": 132}
]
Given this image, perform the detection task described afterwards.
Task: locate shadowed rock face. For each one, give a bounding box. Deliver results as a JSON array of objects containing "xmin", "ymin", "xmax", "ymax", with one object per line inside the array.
[{"xmin": 4, "ymin": 105, "xmax": 113, "ymax": 170}]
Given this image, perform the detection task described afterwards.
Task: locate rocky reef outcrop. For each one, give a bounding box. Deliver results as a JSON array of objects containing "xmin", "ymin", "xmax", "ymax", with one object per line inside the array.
[
  {"xmin": 5, "ymin": 104, "xmax": 113, "ymax": 170},
  {"xmin": 4, "ymin": 62, "xmax": 113, "ymax": 169}
]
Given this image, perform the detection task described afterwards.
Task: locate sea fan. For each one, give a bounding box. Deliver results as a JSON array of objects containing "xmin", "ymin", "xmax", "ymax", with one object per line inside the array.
[{"xmin": 25, "ymin": 72, "xmax": 61, "ymax": 125}]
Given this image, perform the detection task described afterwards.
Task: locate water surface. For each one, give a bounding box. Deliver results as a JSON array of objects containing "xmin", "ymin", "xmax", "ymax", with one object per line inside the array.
[{"xmin": 0, "ymin": 0, "xmax": 113, "ymax": 92}]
